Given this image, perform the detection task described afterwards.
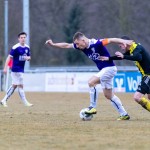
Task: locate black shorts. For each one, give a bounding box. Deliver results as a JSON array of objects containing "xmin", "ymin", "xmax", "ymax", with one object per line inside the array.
[{"xmin": 137, "ymin": 76, "xmax": 150, "ymax": 94}]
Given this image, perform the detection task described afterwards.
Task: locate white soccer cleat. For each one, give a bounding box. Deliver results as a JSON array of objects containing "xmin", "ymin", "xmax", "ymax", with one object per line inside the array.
[
  {"xmin": 0, "ymin": 102, "xmax": 8, "ymax": 107},
  {"xmin": 25, "ymin": 103, "xmax": 33, "ymax": 107}
]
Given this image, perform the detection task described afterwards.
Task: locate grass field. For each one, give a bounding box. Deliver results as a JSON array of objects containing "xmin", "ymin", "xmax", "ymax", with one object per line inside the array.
[{"xmin": 0, "ymin": 92, "xmax": 150, "ymax": 150}]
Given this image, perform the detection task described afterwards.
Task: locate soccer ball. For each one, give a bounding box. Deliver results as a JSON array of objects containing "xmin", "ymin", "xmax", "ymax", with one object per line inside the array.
[{"xmin": 79, "ymin": 108, "xmax": 93, "ymax": 121}]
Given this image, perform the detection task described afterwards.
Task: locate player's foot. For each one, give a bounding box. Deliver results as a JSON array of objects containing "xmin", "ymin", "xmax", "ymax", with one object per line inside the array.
[
  {"xmin": 85, "ymin": 106, "xmax": 97, "ymax": 115},
  {"xmin": 117, "ymin": 114, "xmax": 130, "ymax": 121},
  {"xmin": 25, "ymin": 102, "xmax": 33, "ymax": 107},
  {"xmin": 0, "ymin": 102, "xmax": 8, "ymax": 107}
]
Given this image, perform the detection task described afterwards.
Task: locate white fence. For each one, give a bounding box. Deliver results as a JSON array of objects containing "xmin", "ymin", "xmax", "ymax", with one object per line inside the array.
[{"xmin": 1, "ymin": 66, "xmax": 139, "ymax": 92}]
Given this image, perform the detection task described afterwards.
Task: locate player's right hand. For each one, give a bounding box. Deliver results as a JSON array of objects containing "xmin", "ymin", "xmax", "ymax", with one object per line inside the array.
[
  {"xmin": 45, "ymin": 39, "xmax": 53, "ymax": 45},
  {"xmin": 3, "ymin": 68, "xmax": 7, "ymax": 74}
]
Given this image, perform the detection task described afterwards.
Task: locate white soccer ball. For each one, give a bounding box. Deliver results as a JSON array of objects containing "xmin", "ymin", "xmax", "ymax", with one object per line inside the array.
[{"xmin": 79, "ymin": 108, "xmax": 93, "ymax": 121}]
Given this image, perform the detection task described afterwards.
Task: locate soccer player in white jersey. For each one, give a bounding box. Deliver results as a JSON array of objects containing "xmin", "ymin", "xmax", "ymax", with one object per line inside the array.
[
  {"xmin": 45, "ymin": 32, "xmax": 130, "ymax": 120},
  {"xmin": 0, "ymin": 32, "xmax": 33, "ymax": 107}
]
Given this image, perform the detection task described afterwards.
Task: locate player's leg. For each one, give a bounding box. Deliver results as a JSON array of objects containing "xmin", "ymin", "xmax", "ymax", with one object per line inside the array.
[
  {"xmin": 18, "ymin": 85, "xmax": 33, "ymax": 106},
  {"xmin": 17, "ymin": 73, "xmax": 33, "ymax": 106},
  {"xmin": 101, "ymin": 66, "xmax": 130, "ymax": 120},
  {"xmin": 135, "ymin": 76, "xmax": 150, "ymax": 111},
  {"xmin": 103, "ymin": 88, "xmax": 130, "ymax": 120},
  {"xmin": 85, "ymin": 75, "xmax": 100, "ymax": 114},
  {"xmin": 134, "ymin": 92, "xmax": 150, "ymax": 112},
  {"xmin": 85, "ymin": 67, "xmax": 115, "ymax": 115},
  {"xmin": 1, "ymin": 84, "xmax": 17, "ymax": 107},
  {"xmin": 0, "ymin": 72, "xmax": 19, "ymax": 107}
]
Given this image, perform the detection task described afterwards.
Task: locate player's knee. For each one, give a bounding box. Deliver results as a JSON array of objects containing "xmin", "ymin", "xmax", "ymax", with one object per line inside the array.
[
  {"xmin": 88, "ymin": 80, "xmax": 95, "ymax": 87},
  {"xmin": 13, "ymin": 85, "xmax": 17, "ymax": 89},
  {"xmin": 104, "ymin": 93, "xmax": 111, "ymax": 100},
  {"xmin": 18, "ymin": 85, "xmax": 23, "ymax": 88},
  {"xmin": 133, "ymin": 94, "xmax": 141, "ymax": 102}
]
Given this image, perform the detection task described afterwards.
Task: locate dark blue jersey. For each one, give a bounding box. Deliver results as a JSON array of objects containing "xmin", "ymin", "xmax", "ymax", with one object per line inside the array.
[
  {"xmin": 73, "ymin": 39, "xmax": 115, "ymax": 70},
  {"xmin": 9, "ymin": 43, "xmax": 30, "ymax": 72}
]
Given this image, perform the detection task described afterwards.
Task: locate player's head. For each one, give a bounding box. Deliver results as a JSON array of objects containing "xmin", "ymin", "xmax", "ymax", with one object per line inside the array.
[
  {"xmin": 121, "ymin": 35, "xmax": 131, "ymax": 40},
  {"xmin": 119, "ymin": 35, "xmax": 131, "ymax": 52},
  {"xmin": 73, "ymin": 32, "xmax": 88, "ymax": 49},
  {"xmin": 18, "ymin": 32, "xmax": 27, "ymax": 45}
]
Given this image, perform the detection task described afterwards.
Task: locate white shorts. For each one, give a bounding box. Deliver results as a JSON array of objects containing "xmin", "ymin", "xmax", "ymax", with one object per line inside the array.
[
  {"xmin": 94, "ymin": 66, "xmax": 117, "ymax": 89},
  {"xmin": 11, "ymin": 72, "xmax": 24, "ymax": 85}
]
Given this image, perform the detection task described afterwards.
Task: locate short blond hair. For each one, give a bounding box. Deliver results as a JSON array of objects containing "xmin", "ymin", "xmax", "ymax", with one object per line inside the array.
[{"xmin": 73, "ymin": 32, "xmax": 85, "ymax": 42}]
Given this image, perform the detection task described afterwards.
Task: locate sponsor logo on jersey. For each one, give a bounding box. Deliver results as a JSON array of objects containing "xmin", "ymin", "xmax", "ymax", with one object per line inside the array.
[{"xmin": 25, "ymin": 49, "xmax": 28, "ymax": 53}]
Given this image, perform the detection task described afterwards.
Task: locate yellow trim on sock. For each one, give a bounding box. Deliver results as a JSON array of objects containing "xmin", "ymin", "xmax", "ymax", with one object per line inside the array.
[{"xmin": 139, "ymin": 97, "xmax": 150, "ymax": 112}]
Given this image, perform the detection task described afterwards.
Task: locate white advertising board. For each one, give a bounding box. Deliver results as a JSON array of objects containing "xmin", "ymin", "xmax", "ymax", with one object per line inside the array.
[
  {"xmin": 24, "ymin": 73, "xmax": 45, "ymax": 91},
  {"xmin": 45, "ymin": 72, "xmax": 102, "ymax": 92},
  {"xmin": 23, "ymin": 71, "xmax": 141, "ymax": 93}
]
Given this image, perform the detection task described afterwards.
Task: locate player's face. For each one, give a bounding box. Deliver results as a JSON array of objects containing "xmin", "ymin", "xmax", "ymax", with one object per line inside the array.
[
  {"xmin": 119, "ymin": 43, "xmax": 127, "ymax": 52},
  {"xmin": 74, "ymin": 39, "xmax": 87, "ymax": 50},
  {"xmin": 18, "ymin": 34, "xmax": 26, "ymax": 45}
]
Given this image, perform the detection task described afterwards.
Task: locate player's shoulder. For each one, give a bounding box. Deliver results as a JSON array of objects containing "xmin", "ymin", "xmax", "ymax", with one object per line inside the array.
[
  {"xmin": 89, "ymin": 38, "xmax": 98, "ymax": 45},
  {"xmin": 24, "ymin": 44, "xmax": 30, "ymax": 48},
  {"xmin": 12, "ymin": 43, "xmax": 20, "ymax": 49},
  {"xmin": 12, "ymin": 43, "xmax": 30, "ymax": 49},
  {"xmin": 89, "ymin": 38, "xmax": 103, "ymax": 46}
]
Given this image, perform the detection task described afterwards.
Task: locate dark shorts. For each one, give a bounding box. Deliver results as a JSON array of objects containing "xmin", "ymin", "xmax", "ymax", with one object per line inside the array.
[{"xmin": 137, "ymin": 76, "xmax": 150, "ymax": 94}]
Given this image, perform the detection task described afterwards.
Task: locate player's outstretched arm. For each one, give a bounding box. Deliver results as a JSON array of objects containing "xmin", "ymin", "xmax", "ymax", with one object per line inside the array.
[
  {"xmin": 3, "ymin": 55, "xmax": 11, "ymax": 73},
  {"xmin": 100, "ymin": 54, "xmax": 123, "ymax": 61},
  {"xmin": 107, "ymin": 38, "xmax": 133, "ymax": 46},
  {"xmin": 45, "ymin": 39, "xmax": 73, "ymax": 49}
]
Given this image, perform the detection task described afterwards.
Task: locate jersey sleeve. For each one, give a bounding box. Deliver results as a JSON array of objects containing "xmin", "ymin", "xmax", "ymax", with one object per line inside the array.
[
  {"xmin": 27, "ymin": 47, "xmax": 31, "ymax": 56},
  {"xmin": 9, "ymin": 48, "xmax": 15, "ymax": 57},
  {"xmin": 124, "ymin": 48, "xmax": 142, "ymax": 61},
  {"xmin": 101, "ymin": 39, "xmax": 109, "ymax": 46},
  {"xmin": 109, "ymin": 56, "xmax": 123, "ymax": 60},
  {"xmin": 73, "ymin": 43, "xmax": 79, "ymax": 50}
]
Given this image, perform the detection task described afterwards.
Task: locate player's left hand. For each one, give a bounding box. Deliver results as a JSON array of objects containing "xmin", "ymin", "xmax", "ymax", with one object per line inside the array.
[
  {"xmin": 115, "ymin": 51, "xmax": 124, "ymax": 58},
  {"xmin": 24, "ymin": 56, "xmax": 31, "ymax": 61},
  {"xmin": 100, "ymin": 56, "xmax": 109, "ymax": 61}
]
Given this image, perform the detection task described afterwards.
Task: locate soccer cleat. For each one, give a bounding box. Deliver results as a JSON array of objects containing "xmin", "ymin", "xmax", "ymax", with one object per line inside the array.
[
  {"xmin": 25, "ymin": 103, "xmax": 33, "ymax": 107},
  {"xmin": 117, "ymin": 114, "xmax": 130, "ymax": 121},
  {"xmin": 85, "ymin": 106, "xmax": 97, "ymax": 115},
  {"xmin": 0, "ymin": 102, "xmax": 8, "ymax": 107}
]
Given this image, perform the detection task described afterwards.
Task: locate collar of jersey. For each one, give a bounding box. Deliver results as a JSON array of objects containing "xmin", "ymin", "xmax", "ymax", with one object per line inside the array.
[
  {"xmin": 18, "ymin": 43, "xmax": 26, "ymax": 47},
  {"xmin": 129, "ymin": 42, "xmax": 138, "ymax": 54},
  {"xmin": 86, "ymin": 39, "xmax": 91, "ymax": 49},
  {"xmin": 87, "ymin": 39, "xmax": 98, "ymax": 49}
]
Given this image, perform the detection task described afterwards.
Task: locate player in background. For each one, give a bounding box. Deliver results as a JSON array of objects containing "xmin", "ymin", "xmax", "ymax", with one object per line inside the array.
[
  {"xmin": 0, "ymin": 32, "xmax": 33, "ymax": 107},
  {"xmin": 45, "ymin": 32, "xmax": 130, "ymax": 120},
  {"xmin": 100, "ymin": 36, "xmax": 150, "ymax": 112}
]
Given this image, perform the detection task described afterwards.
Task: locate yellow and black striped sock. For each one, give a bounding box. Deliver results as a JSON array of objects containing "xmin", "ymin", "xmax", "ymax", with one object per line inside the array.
[{"xmin": 138, "ymin": 97, "xmax": 150, "ymax": 112}]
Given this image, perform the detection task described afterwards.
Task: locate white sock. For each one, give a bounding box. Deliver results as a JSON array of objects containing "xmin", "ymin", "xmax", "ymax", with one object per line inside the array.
[
  {"xmin": 18, "ymin": 88, "xmax": 29, "ymax": 104},
  {"xmin": 89, "ymin": 87, "xmax": 98, "ymax": 108},
  {"xmin": 111, "ymin": 95, "xmax": 127, "ymax": 116},
  {"xmin": 1, "ymin": 86, "xmax": 15, "ymax": 103}
]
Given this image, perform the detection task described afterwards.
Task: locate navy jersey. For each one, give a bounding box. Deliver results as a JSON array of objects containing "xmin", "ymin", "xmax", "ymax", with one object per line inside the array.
[
  {"xmin": 73, "ymin": 39, "xmax": 115, "ymax": 70},
  {"xmin": 9, "ymin": 43, "xmax": 30, "ymax": 72},
  {"xmin": 109, "ymin": 42, "xmax": 150, "ymax": 76},
  {"xmin": 123, "ymin": 43, "xmax": 150, "ymax": 76}
]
